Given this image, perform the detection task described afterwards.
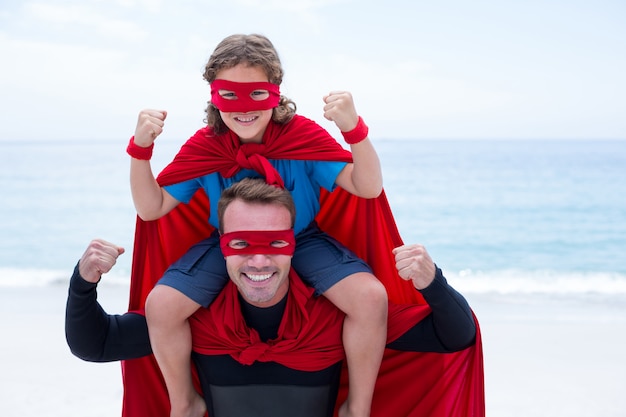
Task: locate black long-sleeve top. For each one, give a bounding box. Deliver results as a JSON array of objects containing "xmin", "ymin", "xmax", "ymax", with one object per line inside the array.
[{"xmin": 65, "ymin": 264, "xmax": 476, "ymax": 417}]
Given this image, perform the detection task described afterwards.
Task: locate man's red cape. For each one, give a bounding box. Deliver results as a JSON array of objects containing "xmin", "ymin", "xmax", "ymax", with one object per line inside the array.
[{"xmin": 121, "ymin": 115, "xmax": 485, "ymax": 417}]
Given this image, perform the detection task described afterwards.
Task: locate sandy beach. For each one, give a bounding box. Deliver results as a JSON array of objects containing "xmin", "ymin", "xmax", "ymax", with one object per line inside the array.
[{"xmin": 2, "ymin": 282, "xmax": 625, "ymax": 416}]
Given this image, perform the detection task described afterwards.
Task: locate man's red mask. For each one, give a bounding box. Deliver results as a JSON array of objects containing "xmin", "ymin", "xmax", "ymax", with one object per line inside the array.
[
  {"xmin": 220, "ymin": 230, "xmax": 295, "ymax": 257},
  {"xmin": 210, "ymin": 79, "xmax": 281, "ymax": 113}
]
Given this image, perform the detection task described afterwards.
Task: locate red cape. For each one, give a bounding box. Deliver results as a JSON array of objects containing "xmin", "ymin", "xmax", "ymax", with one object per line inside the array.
[
  {"xmin": 190, "ymin": 270, "xmax": 347, "ymax": 370},
  {"xmin": 189, "ymin": 268, "xmax": 438, "ymax": 374},
  {"xmin": 122, "ymin": 115, "xmax": 485, "ymax": 417}
]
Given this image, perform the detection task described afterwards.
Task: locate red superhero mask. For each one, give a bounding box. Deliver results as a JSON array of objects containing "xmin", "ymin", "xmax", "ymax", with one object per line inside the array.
[
  {"xmin": 219, "ymin": 229, "xmax": 295, "ymax": 257},
  {"xmin": 210, "ymin": 79, "xmax": 281, "ymax": 113}
]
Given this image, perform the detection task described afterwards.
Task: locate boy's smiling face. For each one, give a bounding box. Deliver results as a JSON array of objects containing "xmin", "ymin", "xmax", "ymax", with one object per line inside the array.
[{"xmin": 214, "ymin": 64, "xmax": 275, "ymax": 143}]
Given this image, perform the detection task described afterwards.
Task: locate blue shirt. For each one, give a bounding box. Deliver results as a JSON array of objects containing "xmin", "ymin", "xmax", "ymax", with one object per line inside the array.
[{"xmin": 164, "ymin": 159, "xmax": 346, "ymax": 234}]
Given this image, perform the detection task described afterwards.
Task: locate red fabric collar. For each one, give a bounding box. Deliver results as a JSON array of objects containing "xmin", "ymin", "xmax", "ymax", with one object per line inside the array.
[
  {"xmin": 155, "ymin": 115, "xmax": 352, "ymax": 188},
  {"xmin": 190, "ymin": 269, "xmax": 345, "ymax": 370},
  {"xmin": 189, "ymin": 269, "xmax": 438, "ymax": 370}
]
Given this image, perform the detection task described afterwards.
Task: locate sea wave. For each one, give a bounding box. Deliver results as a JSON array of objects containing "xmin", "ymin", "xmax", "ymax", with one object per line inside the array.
[
  {"xmin": 445, "ymin": 268, "xmax": 626, "ymax": 296},
  {"xmin": 0, "ymin": 267, "xmax": 132, "ymax": 288},
  {"xmin": 3, "ymin": 266, "xmax": 626, "ymax": 299}
]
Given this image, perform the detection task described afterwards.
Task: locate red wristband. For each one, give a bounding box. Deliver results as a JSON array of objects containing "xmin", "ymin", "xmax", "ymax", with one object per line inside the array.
[
  {"xmin": 341, "ymin": 116, "xmax": 369, "ymax": 145},
  {"xmin": 126, "ymin": 136, "xmax": 154, "ymax": 160}
]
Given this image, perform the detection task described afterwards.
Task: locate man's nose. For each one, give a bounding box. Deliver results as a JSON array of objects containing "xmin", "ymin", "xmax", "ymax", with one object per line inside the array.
[{"xmin": 247, "ymin": 253, "xmax": 272, "ymax": 267}]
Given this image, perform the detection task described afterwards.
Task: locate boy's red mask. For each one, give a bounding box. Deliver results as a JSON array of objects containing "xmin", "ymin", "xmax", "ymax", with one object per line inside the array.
[
  {"xmin": 219, "ymin": 229, "xmax": 295, "ymax": 257},
  {"xmin": 210, "ymin": 79, "xmax": 281, "ymax": 113}
]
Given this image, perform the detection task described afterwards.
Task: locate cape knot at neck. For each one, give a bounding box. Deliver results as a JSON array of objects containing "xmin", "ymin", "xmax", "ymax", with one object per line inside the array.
[
  {"xmin": 238, "ymin": 342, "xmax": 271, "ymax": 365},
  {"xmin": 235, "ymin": 143, "xmax": 266, "ymax": 168},
  {"xmin": 233, "ymin": 144, "xmax": 285, "ymax": 188}
]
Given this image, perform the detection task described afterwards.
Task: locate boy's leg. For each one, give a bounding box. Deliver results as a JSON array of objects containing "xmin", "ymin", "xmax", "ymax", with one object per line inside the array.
[
  {"xmin": 323, "ymin": 272, "xmax": 388, "ymax": 417},
  {"xmin": 145, "ymin": 285, "xmax": 206, "ymax": 417}
]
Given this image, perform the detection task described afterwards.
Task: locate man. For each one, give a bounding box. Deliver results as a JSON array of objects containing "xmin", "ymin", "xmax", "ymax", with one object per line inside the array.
[{"xmin": 66, "ymin": 178, "xmax": 482, "ymax": 417}]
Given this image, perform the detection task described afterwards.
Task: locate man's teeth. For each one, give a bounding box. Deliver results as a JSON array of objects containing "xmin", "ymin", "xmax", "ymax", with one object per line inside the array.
[
  {"xmin": 236, "ymin": 116, "xmax": 256, "ymax": 122},
  {"xmin": 246, "ymin": 273, "xmax": 272, "ymax": 282}
]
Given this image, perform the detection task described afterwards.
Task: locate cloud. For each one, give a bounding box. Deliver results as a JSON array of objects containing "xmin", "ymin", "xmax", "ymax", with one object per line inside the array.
[
  {"xmin": 233, "ymin": 0, "xmax": 339, "ymax": 12},
  {"xmin": 1, "ymin": 0, "xmax": 624, "ymax": 140},
  {"xmin": 24, "ymin": 2, "xmax": 149, "ymax": 42},
  {"xmin": 282, "ymin": 50, "xmax": 512, "ymax": 140},
  {"xmin": 112, "ymin": 0, "xmax": 163, "ymax": 13}
]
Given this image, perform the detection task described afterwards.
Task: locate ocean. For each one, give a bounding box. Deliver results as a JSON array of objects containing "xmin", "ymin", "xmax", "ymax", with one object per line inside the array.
[{"xmin": 1, "ymin": 138, "xmax": 625, "ymax": 301}]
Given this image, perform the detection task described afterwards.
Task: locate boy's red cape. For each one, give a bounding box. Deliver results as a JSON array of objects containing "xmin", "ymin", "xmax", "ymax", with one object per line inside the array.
[{"xmin": 122, "ymin": 115, "xmax": 485, "ymax": 417}]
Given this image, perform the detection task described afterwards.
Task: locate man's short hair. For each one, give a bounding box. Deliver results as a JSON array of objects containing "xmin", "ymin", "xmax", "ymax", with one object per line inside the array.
[{"xmin": 217, "ymin": 178, "xmax": 296, "ymax": 233}]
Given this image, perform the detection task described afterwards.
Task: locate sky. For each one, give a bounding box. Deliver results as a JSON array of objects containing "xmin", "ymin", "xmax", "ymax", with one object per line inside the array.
[{"xmin": 0, "ymin": 0, "xmax": 624, "ymax": 141}]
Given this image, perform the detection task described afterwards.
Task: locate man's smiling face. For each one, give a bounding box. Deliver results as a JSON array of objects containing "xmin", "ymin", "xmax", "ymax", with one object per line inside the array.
[{"xmin": 222, "ymin": 199, "xmax": 293, "ymax": 307}]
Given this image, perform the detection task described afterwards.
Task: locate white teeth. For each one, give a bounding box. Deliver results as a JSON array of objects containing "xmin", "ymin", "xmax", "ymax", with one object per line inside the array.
[
  {"xmin": 236, "ymin": 116, "xmax": 255, "ymax": 122},
  {"xmin": 245, "ymin": 273, "xmax": 272, "ymax": 282}
]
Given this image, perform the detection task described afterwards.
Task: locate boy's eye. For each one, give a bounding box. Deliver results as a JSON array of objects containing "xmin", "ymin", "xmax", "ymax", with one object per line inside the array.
[
  {"xmin": 219, "ymin": 90, "xmax": 237, "ymax": 100},
  {"xmin": 270, "ymin": 240, "xmax": 290, "ymax": 248},
  {"xmin": 228, "ymin": 239, "xmax": 249, "ymax": 249},
  {"xmin": 251, "ymin": 90, "xmax": 270, "ymax": 101}
]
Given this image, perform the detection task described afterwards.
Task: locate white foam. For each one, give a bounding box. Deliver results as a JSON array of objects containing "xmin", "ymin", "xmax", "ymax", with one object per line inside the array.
[
  {"xmin": 446, "ymin": 268, "xmax": 626, "ymax": 296},
  {"xmin": 0, "ymin": 267, "xmax": 131, "ymax": 287}
]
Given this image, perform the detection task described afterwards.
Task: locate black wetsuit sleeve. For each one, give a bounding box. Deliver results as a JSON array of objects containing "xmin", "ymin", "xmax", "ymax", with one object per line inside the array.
[
  {"xmin": 65, "ymin": 263, "xmax": 152, "ymax": 362},
  {"xmin": 387, "ymin": 267, "xmax": 476, "ymax": 353}
]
